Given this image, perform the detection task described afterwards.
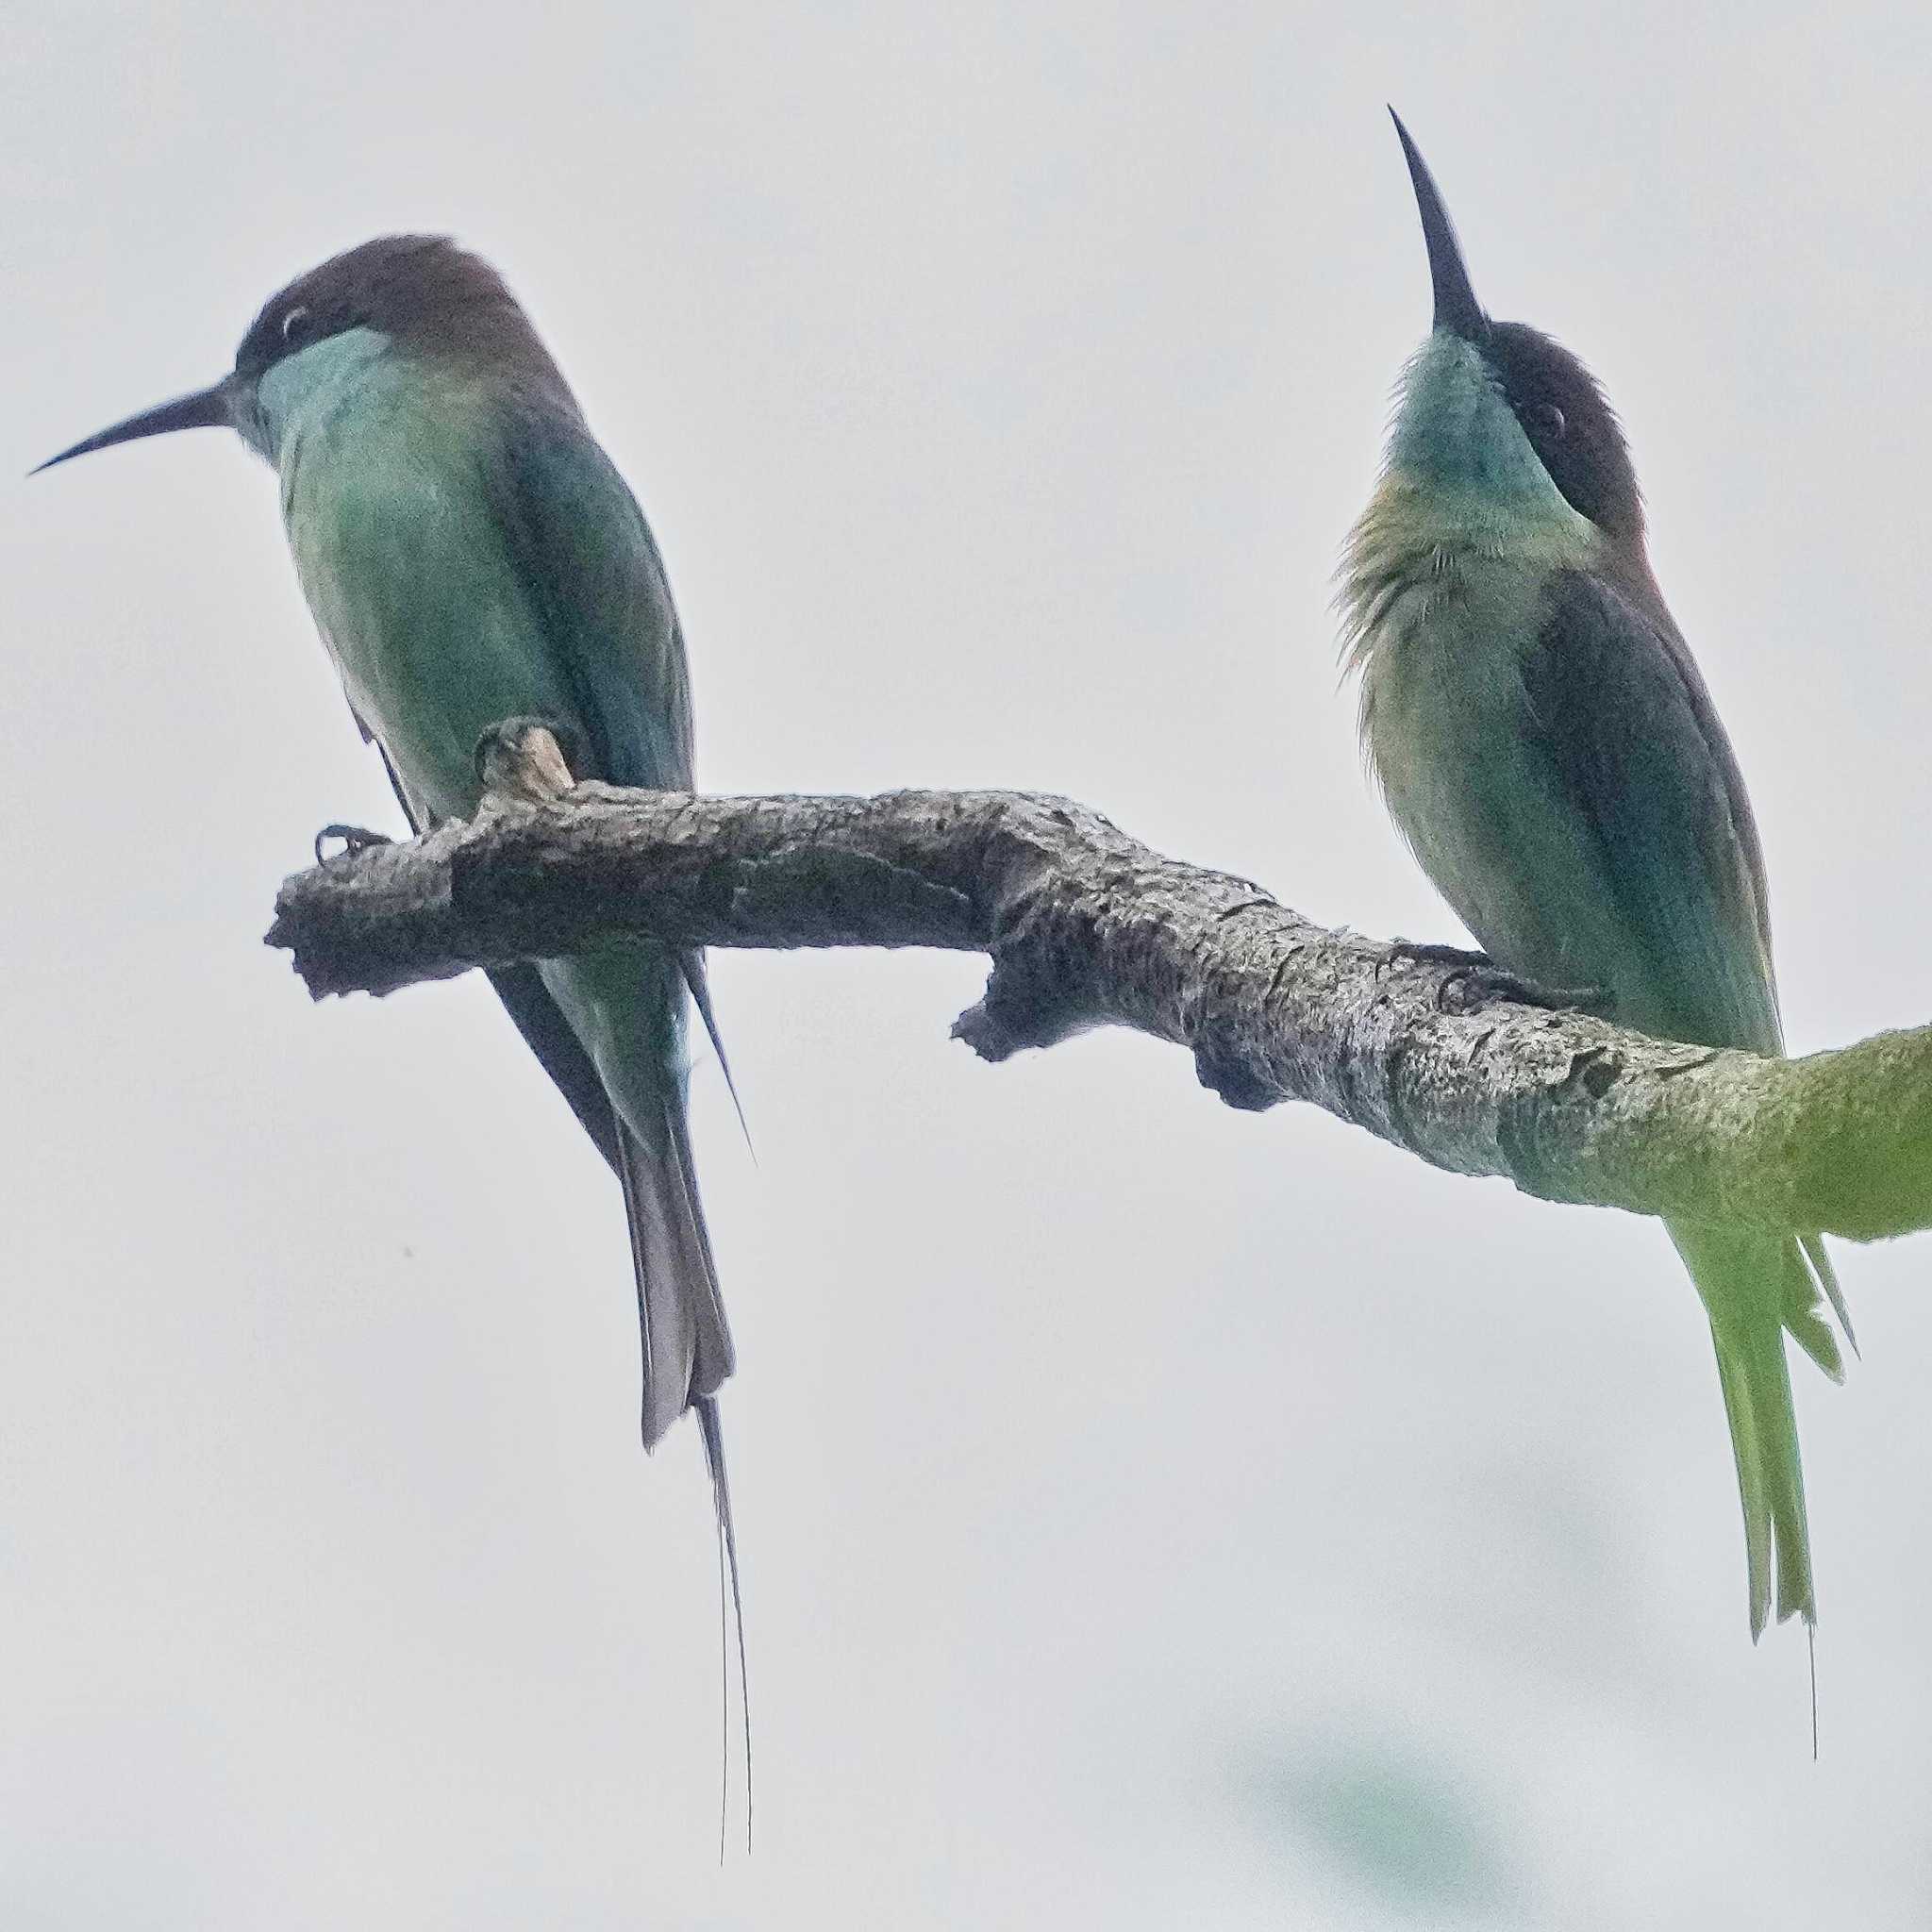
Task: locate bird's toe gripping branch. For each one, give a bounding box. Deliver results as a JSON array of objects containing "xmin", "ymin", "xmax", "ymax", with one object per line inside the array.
[
  {"xmin": 474, "ymin": 716, "xmax": 583, "ymax": 804},
  {"xmin": 311, "ymin": 712, "xmax": 583, "ymax": 866},
  {"xmin": 313, "ymin": 823, "xmax": 394, "ymax": 867},
  {"xmin": 1385, "ymin": 938, "xmax": 1606, "ymax": 1016}
]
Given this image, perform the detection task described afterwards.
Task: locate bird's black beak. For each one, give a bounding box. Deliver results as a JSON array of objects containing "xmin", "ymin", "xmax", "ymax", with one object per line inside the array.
[
  {"xmin": 31, "ymin": 376, "xmax": 237, "ymax": 475},
  {"xmin": 1389, "ymin": 109, "xmax": 1488, "ymax": 343}
]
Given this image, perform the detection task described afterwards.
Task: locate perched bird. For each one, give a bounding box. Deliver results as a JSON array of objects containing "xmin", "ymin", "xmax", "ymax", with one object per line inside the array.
[
  {"xmin": 36, "ymin": 236, "xmax": 748, "ymax": 1719},
  {"xmin": 1340, "ymin": 118, "xmax": 1850, "ymax": 1638}
]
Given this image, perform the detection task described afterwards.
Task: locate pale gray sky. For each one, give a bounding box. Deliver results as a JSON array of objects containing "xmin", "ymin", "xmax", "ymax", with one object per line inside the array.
[{"xmin": 6, "ymin": 4, "xmax": 1931, "ymax": 1925}]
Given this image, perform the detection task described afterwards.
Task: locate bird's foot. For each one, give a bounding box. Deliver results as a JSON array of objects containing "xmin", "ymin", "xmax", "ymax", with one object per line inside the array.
[
  {"xmin": 1386, "ymin": 939, "xmax": 1605, "ymax": 1014},
  {"xmin": 313, "ymin": 823, "xmax": 394, "ymax": 866},
  {"xmin": 474, "ymin": 716, "xmax": 582, "ymax": 802}
]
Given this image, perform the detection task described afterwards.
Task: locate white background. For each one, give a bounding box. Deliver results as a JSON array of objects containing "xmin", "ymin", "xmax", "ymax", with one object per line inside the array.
[{"xmin": 6, "ymin": 4, "xmax": 1929, "ymax": 1924}]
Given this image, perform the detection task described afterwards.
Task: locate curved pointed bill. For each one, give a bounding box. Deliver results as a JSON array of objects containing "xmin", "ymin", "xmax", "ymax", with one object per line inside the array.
[
  {"xmin": 31, "ymin": 376, "xmax": 237, "ymax": 475},
  {"xmin": 1388, "ymin": 109, "xmax": 1488, "ymax": 343}
]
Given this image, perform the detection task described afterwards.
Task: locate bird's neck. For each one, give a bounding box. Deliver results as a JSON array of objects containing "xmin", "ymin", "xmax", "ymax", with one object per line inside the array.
[
  {"xmin": 1345, "ymin": 468, "xmax": 1600, "ymax": 584},
  {"xmin": 1386, "ymin": 330, "xmax": 1584, "ymax": 525},
  {"xmin": 242, "ymin": 326, "xmax": 400, "ymax": 465},
  {"xmin": 1340, "ymin": 469, "xmax": 1598, "ymax": 667},
  {"xmin": 247, "ymin": 329, "xmax": 566, "ymax": 481},
  {"xmin": 1341, "ymin": 333, "xmax": 1606, "ymax": 675}
]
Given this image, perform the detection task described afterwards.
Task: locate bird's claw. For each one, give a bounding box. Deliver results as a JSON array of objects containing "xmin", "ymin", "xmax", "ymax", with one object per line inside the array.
[
  {"xmin": 313, "ymin": 823, "xmax": 394, "ymax": 866},
  {"xmin": 1385, "ymin": 939, "xmax": 1605, "ymax": 1014},
  {"xmin": 474, "ymin": 716, "xmax": 582, "ymax": 800}
]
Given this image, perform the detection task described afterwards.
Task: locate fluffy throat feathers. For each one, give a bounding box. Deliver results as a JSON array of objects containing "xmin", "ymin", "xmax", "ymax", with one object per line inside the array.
[
  {"xmin": 1338, "ymin": 464, "xmax": 1600, "ymax": 682},
  {"xmin": 1339, "ymin": 330, "xmax": 1605, "ymax": 676},
  {"xmin": 243, "ymin": 320, "xmax": 582, "ymax": 475}
]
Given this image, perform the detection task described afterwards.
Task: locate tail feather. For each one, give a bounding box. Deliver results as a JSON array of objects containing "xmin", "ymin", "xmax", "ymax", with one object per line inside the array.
[
  {"xmin": 1672, "ymin": 1222, "xmax": 1818, "ymax": 1637},
  {"xmin": 1709, "ymin": 1336, "xmax": 1777, "ymax": 1635},
  {"xmin": 697, "ymin": 1393, "xmax": 752, "ymax": 1855},
  {"xmin": 1780, "ymin": 1239, "xmax": 1845, "ymax": 1386},
  {"xmin": 541, "ymin": 951, "xmax": 747, "ymax": 1837},
  {"xmin": 614, "ymin": 1103, "xmax": 749, "ymax": 1849},
  {"xmin": 616, "ymin": 1105, "xmax": 734, "ymax": 1448},
  {"xmin": 1801, "ymin": 1234, "xmax": 1857, "ymax": 1361},
  {"xmin": 682, "ymin": 952, "xmax": 753, "ymax": 1155}
]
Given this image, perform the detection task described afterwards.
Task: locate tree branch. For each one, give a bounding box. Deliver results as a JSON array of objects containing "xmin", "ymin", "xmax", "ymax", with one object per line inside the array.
[{"xmin": 265, "ymin": 774, "xmax": 1932, "ymax": 1244}]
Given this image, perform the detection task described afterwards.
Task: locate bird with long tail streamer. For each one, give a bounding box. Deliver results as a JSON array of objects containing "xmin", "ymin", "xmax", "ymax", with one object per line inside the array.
[
  {"xmin": 37, "ymin": 235, "xmax": 753, "ymax": 1836},
  {"xmin": 1341, "ymin": 117, "xmax": 1853, "ymax": 1661}
]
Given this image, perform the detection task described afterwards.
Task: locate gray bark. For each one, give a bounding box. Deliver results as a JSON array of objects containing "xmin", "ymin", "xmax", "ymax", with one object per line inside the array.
[{"xmin": 266, "ymin": 761, "xmax": 1932, "ymax": 1245}]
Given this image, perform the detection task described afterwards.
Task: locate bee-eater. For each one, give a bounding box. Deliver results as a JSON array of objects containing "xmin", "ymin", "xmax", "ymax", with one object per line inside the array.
[
  {"xmin": 1341, "ymin": 118, "xmax": 1851, "ymax": 1637},
  {"xmin": 36, "ymin": 235, "xmax": 747, "ymax": 1675}
]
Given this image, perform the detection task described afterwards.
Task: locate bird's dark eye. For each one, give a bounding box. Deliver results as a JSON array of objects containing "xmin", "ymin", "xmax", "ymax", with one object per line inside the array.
[
  {"xmin": 280, "ymin": 306, "xmax": 313, "ymax": 347},
  {"xmin": 1537, "ymin": 402, "xmax": 1567, "ymax": 439}
]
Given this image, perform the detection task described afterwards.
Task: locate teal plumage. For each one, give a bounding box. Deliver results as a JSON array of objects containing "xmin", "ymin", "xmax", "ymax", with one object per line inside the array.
[
  {"xmin": 242, "ymin": 241, "xmax": 736, "ymax": 1448},
  {"xmin": 1343, "ymin": 122, "xmax": 1849, "ymax": 1637},
  {"xmin": 37, "ymin": 239, "xmax": 748, "ymax": 1719}
]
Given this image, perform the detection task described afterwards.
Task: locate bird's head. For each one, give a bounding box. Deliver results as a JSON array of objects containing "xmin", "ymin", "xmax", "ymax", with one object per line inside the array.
[
  {"xmin": 1383, "ymin": 111, "xmax": 1644, "ymax": 555},
  {"xmin": 34, "ymin": 235, "xmax": 572, "ymax": 475}
]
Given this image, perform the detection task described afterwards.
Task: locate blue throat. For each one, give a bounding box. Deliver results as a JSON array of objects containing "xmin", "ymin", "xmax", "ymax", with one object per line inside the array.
[
  {"xmin": 243, "ymin": 326, "xmax": 397, "ymax": 465},
  {"xmin": 1387, "ymin": 330, "xmax": 1577, "ymax": 525}
]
